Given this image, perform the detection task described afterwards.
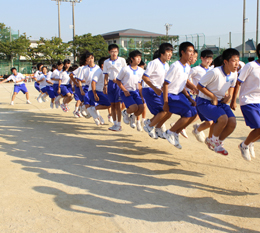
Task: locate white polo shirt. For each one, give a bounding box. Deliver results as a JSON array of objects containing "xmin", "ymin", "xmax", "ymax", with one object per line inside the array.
[
  {"xmin": 89, "ymin": 68, "xmax": 105, "ymax": 92},
  {"xmin": 116, "ymin": 66, "xmax": 144, "ymax": 91},
  {"xmin": 34, "ymin": 70, "xmax": 42, "ymax": 80},
  {"xmin": 198, "ymin": 66, "xmax": 237, "ymax": 101},
  {"xmin": 46, "ymin": 71, "xmax": 53, "ymax": 86},
  {"xmin": 188, "ymin": 65, "xmax": 212, "ymax": 87},
  {"xmin": 78, "ymin": 65, "xmax": 100, "ymax": 86},
  {"xmin": 38, "ymin": 74, "xmax": 48, "ymax": 89},
  {"xmin": 73, "ymin": 66, "xmax": 84, "ymax": 79},
  {"xmin": 7, "ymin": 73, "xmax": 25, "ymax": 85},
  {"xmin": 238, "ymin": 61, "xmax": 260, "ymax": 106},
  {"xmin": 165, "ymin": 60, "xmax": 191, "ymax": 95},
  {"xmin": 51, "ymin": 69, "xmax": 61, "ymax": 84},
  {"xmin": 103, "ymin": 57, "xmax": 127, "ymax": 81},
  {"xmin": 143, "ymin": 58, "xmax": 169, "ymax": 89},
  {"xmin": 59, "ymin": 71, "xmax": 70, "ymax": 85}
]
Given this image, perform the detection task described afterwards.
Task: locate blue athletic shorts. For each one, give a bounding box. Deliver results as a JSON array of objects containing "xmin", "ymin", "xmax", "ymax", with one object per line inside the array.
[
  {"xmin": 60, "ymin": 85, "xmax": 72, "ymax": 96},
  {"xmin": 88, "ymin": 90, "xmax": 111, "ymax": 106},
  {"xmin": 120, "ymin": 90, "xmax": 143, "ymax": 109},
  {"xmin": 14, "ymin": 83, "xmax": 28, "ymax": 94},
  {"xmin": 107, "ymin": 80, "xmax": 121, "ymax": 103},
  {"xmin": 142, "ymin": 87, "xmax": 163, "ymax": 115},
  {"xmin": 161, "ymin": 92, "xmax": 197, "ymax": 117},
  {"xmin": 53, "ymin": 84, "xmax": 59, "ymax": 97},
  {"xmin": 196, "ymin": 97, "xmax": 213, "ymax": 122},
  {"xmin": 34, "ymin": 82, "xmax": 40, "ymax": 92},
  {"xmin": 41, "ymin": 87, "xmax": 47, "ymax": 93},
  {"xmin": 241, "ymin": 104, "xmax": 260, "ymax": 129},
  {"xmin": 196, "ymin": 97, "xmax": 235, "ymax": 123},
  {"xmin": 74, "ymin": 86, "xmax": 84, "ymax": 102},
  {"xmin": 46, "ymin": 86, "xmax": 55, "ymax": 99}
]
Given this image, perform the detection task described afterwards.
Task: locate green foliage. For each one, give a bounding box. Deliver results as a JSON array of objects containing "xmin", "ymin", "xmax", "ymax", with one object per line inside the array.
[{"xmin": 69, "ymin": 33, "xmax": 108, "ymax": 62}]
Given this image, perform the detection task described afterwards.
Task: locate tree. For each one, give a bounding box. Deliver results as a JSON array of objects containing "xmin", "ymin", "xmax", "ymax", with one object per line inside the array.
[
  {"xmin": 28, "ymin": 37, "xmax": 70, "ymax": 64},
  {"xmin": 69, "ymin": 33, "xmax": 108, "ymax": 62},
  {"xmin": 0, "ymin": 23, "xmax": 30, "ymax": 61}
]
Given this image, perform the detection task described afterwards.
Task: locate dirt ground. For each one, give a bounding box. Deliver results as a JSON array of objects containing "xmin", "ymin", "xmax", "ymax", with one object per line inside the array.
[{"xmin": 0, "ymin": 82, "xmax": 259, "ymax": 233}]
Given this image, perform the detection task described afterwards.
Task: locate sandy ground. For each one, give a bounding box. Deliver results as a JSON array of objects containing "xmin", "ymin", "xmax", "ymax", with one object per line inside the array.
[{"xmin": 0, "ymin": 82, "xmax": 260, "ymax": 233}]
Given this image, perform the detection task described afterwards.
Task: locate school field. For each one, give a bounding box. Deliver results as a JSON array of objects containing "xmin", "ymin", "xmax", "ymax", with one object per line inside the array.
[{"xmin": 0, "ymin": 82, "xmax": 260, "ymax": 233}]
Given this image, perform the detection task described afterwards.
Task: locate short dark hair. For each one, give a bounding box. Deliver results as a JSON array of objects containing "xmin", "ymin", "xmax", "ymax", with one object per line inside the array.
[
  {"xmin": 52, "ymin": 64, "xmax": 57, "ymax": 71},
  {"xmin": 213, "ymin": 55, "xmax": 223, "ymax": 67},
  {"xmin": 256, "ymin": 43, "xmax": 260, "ymax": 58},
  {"xmin": 85, "ymin": 52, "xmax": 94, "ymax": 59},
  {"xmin": 248, "ymin": 57, "xmax": 255, "ymax": 62},
  {"xmin": 153, "ymin": 50, "xmax": 160, "ymax": 60},
  {"xmin": 41, "ymin": 66, "xmax": 48, "ymax": 71},
  {"xmin": 108, "ymin": 44, "xmax": 119, "ymax": 51},
  {"xmin": 159, "ymin": 43, "xmax": 173, "ymax": 57},
  {"xmin": 63, "ymin": 59, "xmax": 71, "ymax": 66},
  {"xmin": 69, "ymin": 64, "xmax": 78, "ymax": 72},
  {"xmin": 57, "ymin": 60, "xmax": 63, "ymax": 66},
  {"xmin": 179, "ymin": 41, "xmax": 194, "ymax": 57},
  {"xmin": 222, "ymin": 48, "xmax": 240, "ymax": 61},
  {"xmin": 139, "ymin": 60, "xmax": 145, "ymax": 67},
  {"xmin": 98, "ymin": 57, "xmax": 108, "ymax": 67},
  {"xmin": 194, "ymin": 49, "xmax": 198, "ymax": 54},
  {"xmin": 10, "ymin": 67, "xmax": 17, "ymax": 72},
  {"xmin": 37, "ymin": 63, "xmax": 43, "ymax": 70},
  {"xmin": 201, "ymin": 49, "xmax": 213, "ymax": 58},
  {"xmin": 126, "ymin": 50, "xmax": 142, "ymax": 65}
]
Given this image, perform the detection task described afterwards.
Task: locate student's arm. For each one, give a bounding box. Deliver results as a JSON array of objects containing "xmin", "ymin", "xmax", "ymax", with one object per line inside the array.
[
  {"xmin": 162, "ymin": 81, "xmax": 169, "ymax": 112},
  {"xmin": 69, "ymin": 73, "xmax": 77, "ymax": 84},
  {"xmin": 57, "ymin": 79, "xmax": 61, "ymax": 94},
  {"xmin": 197, "ymin": 84, "xmax": 218, "ymax": 105},
  {"xmin": 0, "ymin": 78, "xmax": 9, "ymax": 84},
  {"xmin": 116, "ymin": 79, "xmax": 130, "ymax": 97},
  {"xmin": 103, "ymin": 74, "xmax": 108, "ymax": 94},
  {"xmin": 142, "ymin": 75, "xmax": 162, "ymax": 96},
  {"xmin": 46, "ymin": 80, "xmax": 53, "ymax": 85},
  {"xmin": 91, "ymin": 81, "xmax": 99, "ymax": 102},
  {"xmin": 221, "ymin": 87, "xmax": 234, "ymax": 104},
  {"xmin": 186, "ymin": 79, "xmax": 198, "ymax": 94},
  {"xmin": 138, "ymin": 82, "xmax": 144, "ymax": 103},
  {"xmin": 230, "ymin": 81, "xmax": 241, "ymax": 110},
  {"xmin": 78, "ymin": 80, "xmax": 85, "ymax": 96},
  {"xmin": 182, "ymin": 88, "xmax": 196, "ymax": 106}
]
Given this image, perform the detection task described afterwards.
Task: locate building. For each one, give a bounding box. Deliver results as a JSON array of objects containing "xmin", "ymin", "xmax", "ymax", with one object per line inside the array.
[
  {"xmin": 235, "ymin": 39, "xmax": 256, "ymax": 57},
  {"xmin": 101, "ymin": 28, "xmax": 175, "ymax": 48}
]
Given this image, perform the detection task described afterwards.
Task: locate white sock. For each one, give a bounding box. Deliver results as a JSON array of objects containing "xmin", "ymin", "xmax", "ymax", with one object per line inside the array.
[
  {"xmin": 195, "ymin": 128, "xmax": 200, "ymax": 134},
  {"xmin": 113, "ymin": 121, "xmax": 117, "ymax": 126},
  {"xmin": 42, "ymin": 93, "xmax": 47, "ymax": 98},
  {"xmin": 117, "ymin": 121, "xmax": 121, "ymax": 126},
  {"xmin": 75, "ymin": 106, "xmax": 79, "ymax": 112},
  {"xmin": 38, "ymin": 93, "xmax": 42, "ymax": 98},
  {"xmin": 212, "ymin": 135, "xmax": 219, "ymax": 143},
  {"xmin": 242, "ymin": 141, "xmax": 248, "ymax": 148},
  {"xmin": 137, "ymin": 120, "xmax": 141, "ymax": 124}
]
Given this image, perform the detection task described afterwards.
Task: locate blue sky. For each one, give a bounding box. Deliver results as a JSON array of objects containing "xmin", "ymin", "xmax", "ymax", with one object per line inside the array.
[{"xmin": 0, "ymin": 0, "xmax": 258, "ymax": 47}]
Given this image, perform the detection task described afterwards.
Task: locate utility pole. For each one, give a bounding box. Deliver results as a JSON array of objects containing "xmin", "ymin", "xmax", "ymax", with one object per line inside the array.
[
  {"xmin": 242, "ymin": 0, "xmax": 246, "ymax": 57},
  {"xmin": 257, "ymin": 0, "xmax": 259, "ymax": 46},
  {"xmin": 229, "ymin": 32, "xmax": 232, "ymax": 48},
  {"xmin": 58, "ymin": 1, "xmax": 61, "ymax": 38},
  {"xmin": 164, "ymin": 23, "xmax": 172, "ymax": 36}
]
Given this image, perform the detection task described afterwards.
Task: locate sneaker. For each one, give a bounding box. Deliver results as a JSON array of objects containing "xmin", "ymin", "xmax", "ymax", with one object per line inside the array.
[
  {"xmin": 42, "ymin": 96, "xmax": 46, "ymax": 102},
  {"xmin": 143, "ymin": 125, "xmax": 158, "ymax": 139},
  {"xmin": 192, "ymin": 124, "xmax": 205, "ymax": 142},
  {"xmin": 109, "ymin": 125, "xmax": 122, "ymax": 131},
  {"xmin": 122, "ymin": 110, "xmax": 130, "ymax": 124},
  {"xmin": 163, "ymin": 130, "xmax": 182, "ymax": 149},
  {"xmin": 214, "ymin": 144, "xmax": 228, "ymax": 156},
  {"xmin": 108, "ymin": 115, "xmax": 113, "ymax": 123},
  {"xmin": 249, "ymin": 143, "xmax": 255, "ymax": 158},
  {"xmin": 37, "ymin": 96, "xmax": 42, "ymax": 103},
  {"xmin": 136, "ymin": 121, "xmax": 142, "ymax": 131},
  {"xmin": 161, "ymin": 123, "xmax": 166, "ymax": 132},
  {"xmin": 10, "ymin": 101, "xmax": 14, "ymax": 105},
  {"xmin": 98, "ymin": 115, "xmax": 105, "ymax": 125},
  {"xmin": 85, "ymin": 113, "xmax": 92, "ymax": 119},
  {"xmin": 155, "ymin": 128, "xmax": 166, "ymax": 139},
  {"xmin": 94, "ymin": 118, "xmax": 100, "ymax": 126},
  {"xmin": 180, "ymin": 128, "xmax": 188, "ymax": 139},
  {"xmin": 26, "ymin": 100, "xmax": 31, "ymax": 104},
  {"xmin": 129, "ymin": 114, "xmax": 136, "ymax": 128},
  {"xmin": 55, "ymin": 101, "xmax": 60, "ymax": 109},
  {"xmin": 60, "ymin": 104, "xmax": 68, "ymax": 112},
  {"xmin": 65, "ymin": 104, "xmax": 69, "ymax": 111},
  {"xmin": 81, "ymin": 109, "xmax": 87, "ymax": 117},
  {"xmin": 50, "ymin": 102, "xmax": 54, "ymax": 109},
  {"xmin": 144, "ymin": 119, "xmax": 151, "ymax": 127},
  {"xmin": 205, "ymin": 137, "xmax": 214, "ymax": 150},
  {"xmin": 73, "ymin": 110, "xmax": 79, "ymax": 118},
  {"xmin": 239, "ymin": 143, "xmax": 251, "ymax": 161}
]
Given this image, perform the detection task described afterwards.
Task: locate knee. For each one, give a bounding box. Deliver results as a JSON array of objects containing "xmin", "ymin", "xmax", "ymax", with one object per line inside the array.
[
  {"xmin": 217, "ymin": 114, "xmax": 228, "ymax": 125},
  {"xmin": 138, "ymin": 105, "xmax": 144, "ymax": 113},
  {"xmin": 227, "ymin": 117, "xmax": 236, "ymax": 129}
]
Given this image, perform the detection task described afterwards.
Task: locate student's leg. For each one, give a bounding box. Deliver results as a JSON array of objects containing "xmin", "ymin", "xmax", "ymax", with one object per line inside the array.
[
  {"xmin": 170, "ymin": 116, "xmax": 194, "ymax": 134},
  {"xmin": 208, "ymin": 123, "xmax": 215, "ymax": 138},
  {"xmin": 127, "ymin": 104, "xmax": 138, "ymax": 115},
  {"xmin": 244, "ymin": 128, "xmax": 260, "ymax": 145},
  {"xmin": 142, "ymin": 103, "xmax": 147, "ymax": 119},
  {"xmin": 25, "ymin": 92, "xmax": 29, "ymax": 100},
  {"xmin": 11, "ymin": 92, "xmax": 18, "ymax": 101},
  {"xmin": 219, "ymin": 117, "xmax": 236, "ymax": 141},
  {"xmin": 212, "ymin": 114, "xmax": 228, "ymax": 137},
  {"xmin": 197, "ymin": 120, "xmax": 213, "ymax": 132},
  {"xmin": 110, "ymin": 103, "xmax": 116, "ymax": 121},
  {"xmin": 115, "ymin": 102, "xmax": 121, "ymax": 123},
  {"xmin": 156, "ymin": 112, "xmax": 172, "ymax": 128},
  {"xmin": 149, "ymin": 111, "xmax": 167, "ymax": 127},
  {"xmin": 134, "ymin": 104, "xmax": 144, "ymax": 117}
]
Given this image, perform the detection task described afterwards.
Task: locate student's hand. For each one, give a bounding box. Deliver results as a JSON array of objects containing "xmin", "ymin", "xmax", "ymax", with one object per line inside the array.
[
  {"xmin": 124, "ymin": 90, "xmax": 130, "ymax": 97},
  {"xmin": 221, "ymin": 94, "xmax": 231, "ymax": 104},
  {"xmin": 211, "ymin": 96, "xmax": 218, "ymax": 106},
  {"xmin": 81, "ymin": 90, "xmax": 85, "ymax": 96},
  {"xmin": 190, "ymin": 99, "xmax": 196, "ymax": 106},
  {"xmin": 113, "ymin": 79, "xmax": 117, "ymax": 83},
  {"xmin": 57, "ymin": 88, "xmax": 61, "ymax": 95},
  {"xmin": 94, "ymin": 94, "xmax": 99, "ymax": 102},
  {"xmin": 191, "ymin": 87, "xmax": 199, "ymax": 95},
  {"xmin": 230, "ymin": 101, "xmax": 237, "ymax": 110},
  {"xmin": 163, "ymin": 102, "xmax": 169, "ymax": 112},
  {"xmin": 154, "ymin": 87, "xmax": 162, "ymax": 96},
  {"xmin": 141, "ymin": 98, "xmax": 145, "ymax": 104},
  {"xmin": 103, "ymin": 86, "xmax": 107, "ymax": 94}
]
